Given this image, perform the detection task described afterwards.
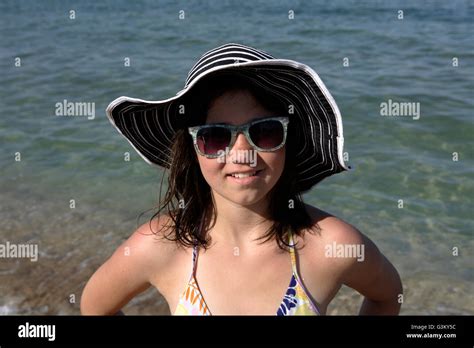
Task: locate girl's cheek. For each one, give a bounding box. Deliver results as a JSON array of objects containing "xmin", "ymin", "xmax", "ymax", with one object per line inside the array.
[{"xmin": 198, "ymin": 157, "xmax": 224, "ymax": 182}]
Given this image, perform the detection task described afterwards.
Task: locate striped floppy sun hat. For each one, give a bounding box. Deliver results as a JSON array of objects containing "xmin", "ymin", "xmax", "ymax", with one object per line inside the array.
[{"xmin": 106, "ymin": 43, "xmax": 351, "ymax": 192}]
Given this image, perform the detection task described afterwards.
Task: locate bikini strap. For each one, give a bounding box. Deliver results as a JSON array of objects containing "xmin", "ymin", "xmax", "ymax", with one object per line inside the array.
[
  {"xmin": 288, "ymin": 231, "xmax": 298, "ymax": 276},
  {"xmin": 189, "ymin": 218, "xmax": 205, "ymax": 281},
  {"xmin": 189, "ymin": 243, "xmax": 198, "ymax": 280}
]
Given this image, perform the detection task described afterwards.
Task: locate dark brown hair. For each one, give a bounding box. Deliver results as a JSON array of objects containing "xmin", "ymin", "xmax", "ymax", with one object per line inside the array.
[{"xmin": 150, "ymin": 70, "xmax": 318, "ymax": 252}]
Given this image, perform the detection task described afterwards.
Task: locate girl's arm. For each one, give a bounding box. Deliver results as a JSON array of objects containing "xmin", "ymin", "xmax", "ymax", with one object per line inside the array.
[
  {"xmin": 80, "ymin": 219, "xmax": 166, "ymax": 315},
  {"xmin": 338, "ymin": 226, "xmax": 403, "ymax": 315}
]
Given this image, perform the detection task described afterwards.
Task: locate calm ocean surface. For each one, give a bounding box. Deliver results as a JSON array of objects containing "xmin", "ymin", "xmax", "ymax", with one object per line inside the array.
[{"xmin": 0, "ymin": 0, "xmax": 473, "ymax": 315}]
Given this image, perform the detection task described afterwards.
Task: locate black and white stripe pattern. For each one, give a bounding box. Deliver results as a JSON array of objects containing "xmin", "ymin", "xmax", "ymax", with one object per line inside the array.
[
  {"xmin": 106, "ymin": 43, "xmax": 350, "ymax": 192},
  {"xmin": 184, "ymin": 43, "xmax": 275, "ymax": 87}
]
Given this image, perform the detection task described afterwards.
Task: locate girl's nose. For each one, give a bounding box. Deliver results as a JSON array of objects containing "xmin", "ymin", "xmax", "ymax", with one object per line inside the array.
[
  {"xmin": 226, "ymin": 132, "xmax": 257, "ymax": 165},
  {"xmin": 231, "ymin": 132, "xmax": 253, "ymax": 151}
]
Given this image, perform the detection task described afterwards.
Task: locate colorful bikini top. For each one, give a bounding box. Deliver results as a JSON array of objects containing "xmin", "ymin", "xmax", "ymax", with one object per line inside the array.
[{"xmin": 173, "ymin": 231, "xmax": 320, "ymax": 315}]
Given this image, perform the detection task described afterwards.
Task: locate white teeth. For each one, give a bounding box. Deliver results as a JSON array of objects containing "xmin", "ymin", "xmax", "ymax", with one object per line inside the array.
[{"xmin": 231, "ymin": 171, "xmax": 257, "ymax": 178}]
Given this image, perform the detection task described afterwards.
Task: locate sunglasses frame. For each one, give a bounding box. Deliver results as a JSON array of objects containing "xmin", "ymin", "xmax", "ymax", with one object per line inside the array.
[{"xmin": 188, "ymin": 116, "xmax": 289, "ymax": 158}]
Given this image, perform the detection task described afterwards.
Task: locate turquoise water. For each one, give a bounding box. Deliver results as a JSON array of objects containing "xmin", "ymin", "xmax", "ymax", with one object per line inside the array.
[{"xmin": 0, "ymin": 0, "xmax": 473, "ymax": 315}]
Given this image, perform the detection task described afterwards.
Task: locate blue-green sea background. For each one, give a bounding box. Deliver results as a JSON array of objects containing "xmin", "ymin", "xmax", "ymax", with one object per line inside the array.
[{"xmin": 0, "ymin": 0, "xmax": 472, "ymax": 315}]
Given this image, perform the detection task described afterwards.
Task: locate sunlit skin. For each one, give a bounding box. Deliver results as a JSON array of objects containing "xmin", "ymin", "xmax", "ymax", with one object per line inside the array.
[
  {"xmin": 194, "ymin": 89, "xmax": 285, "ymax": 248},
  {"xmin": 81, "ymin": 89, "xmax": 402, "ymax": 316}
]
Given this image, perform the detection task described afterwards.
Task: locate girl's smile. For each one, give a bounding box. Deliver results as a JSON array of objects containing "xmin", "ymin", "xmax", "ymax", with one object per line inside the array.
[{"xmin": 226, "ymin": 168, "xmax": 264, "ymax": 185}]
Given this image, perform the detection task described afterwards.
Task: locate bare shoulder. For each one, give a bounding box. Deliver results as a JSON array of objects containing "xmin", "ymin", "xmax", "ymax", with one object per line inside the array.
[
  {"xmin": 303, "ymin": 204, "xmax": 364, "ymax": 245},
  {"xmin": 301, "ymin": 204, "xmax": 395, "ymax": 287},
  {"xmin": 299, "ymin": 204, "xmax": 370, "ymax": 273},
  {"xmin": 100, "ymin": 214, "xmax": 179, "ymax": 285},
  {"xmin": 122, "ymin": 214, "xmax": 179, "ymax": 270},
  {"xmin": 300, "ymin": 204, "xmax": 402, "ymax": 312},
  {"xmin": 80, "ymin": 214, "xmax": 178, "ymax": 315}
]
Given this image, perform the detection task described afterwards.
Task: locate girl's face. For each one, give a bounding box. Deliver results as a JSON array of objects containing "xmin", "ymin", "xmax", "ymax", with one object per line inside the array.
[{"xmin": 195, "ymin": 89, "xmax": 285, "ymax": 207}]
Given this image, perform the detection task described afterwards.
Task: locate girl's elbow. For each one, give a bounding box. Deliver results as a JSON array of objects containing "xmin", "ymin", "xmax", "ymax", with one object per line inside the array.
[
  {"xmin": 80, "ymin": 284, "xmax": 111, "ymax": 315},
  {"xmin": 80, "ymin": 290, "xmax": 100, "ymax": 315}
]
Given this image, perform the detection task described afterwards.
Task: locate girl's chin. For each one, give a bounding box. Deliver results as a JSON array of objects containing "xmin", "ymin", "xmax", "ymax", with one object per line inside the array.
[{"xmin": 218, "ymin": 191, "xmax": 269, "ymax": 207}]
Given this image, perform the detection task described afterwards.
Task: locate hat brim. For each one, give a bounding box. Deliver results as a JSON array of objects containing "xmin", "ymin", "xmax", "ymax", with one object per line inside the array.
[{"xmin": 106, "ymin": 59, "xmax": 351, "ymax": 192}]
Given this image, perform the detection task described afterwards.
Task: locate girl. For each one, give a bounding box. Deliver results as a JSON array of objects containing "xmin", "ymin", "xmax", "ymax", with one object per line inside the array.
[{"xmin": 81, "ymin": 43, "xmax": 402, "ymax": 315}]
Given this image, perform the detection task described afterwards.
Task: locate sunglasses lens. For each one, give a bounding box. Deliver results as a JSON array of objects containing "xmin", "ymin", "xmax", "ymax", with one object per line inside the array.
[
  {"xmin": 196, "ymin": 127, "xmax": 231, "ymax": 155},
  {"xmin": 249, "ymin": 120, "xmax": 285, "ymax": 150}
]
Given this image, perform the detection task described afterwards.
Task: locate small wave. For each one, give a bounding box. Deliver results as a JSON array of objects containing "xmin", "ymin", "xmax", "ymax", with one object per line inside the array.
[{"xmin": 0, "ymin": 304, "xmax": 17, "ymax": 315}]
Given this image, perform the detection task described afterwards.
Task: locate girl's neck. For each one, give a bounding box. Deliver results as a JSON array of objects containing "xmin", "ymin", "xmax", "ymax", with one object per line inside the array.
[{"xmin": 207, "ymin": 190, "xmax": 273, "ymax": 249}]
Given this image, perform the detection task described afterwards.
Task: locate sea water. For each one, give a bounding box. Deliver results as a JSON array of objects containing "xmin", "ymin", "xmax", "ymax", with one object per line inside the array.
[{"xmin": 0, "ymin": 0, "xmax": 472, "ymax": 315}]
